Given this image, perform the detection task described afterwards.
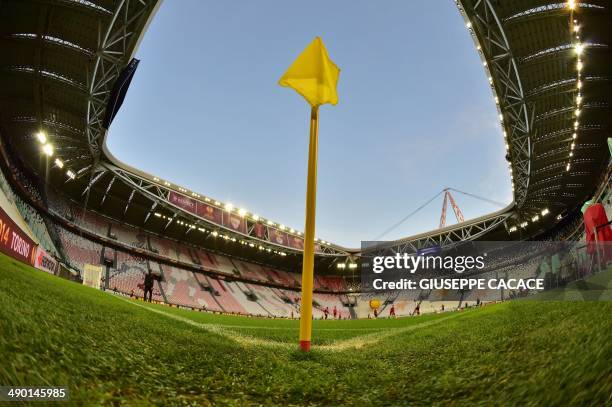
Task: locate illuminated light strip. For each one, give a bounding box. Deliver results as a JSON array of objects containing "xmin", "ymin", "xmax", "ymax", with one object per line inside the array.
[{"xmin": 568, "ymin": 1, "xmax": 583, "ymax": 172}]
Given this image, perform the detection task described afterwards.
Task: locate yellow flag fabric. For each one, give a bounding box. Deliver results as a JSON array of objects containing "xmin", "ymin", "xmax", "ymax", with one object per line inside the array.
[{"xmin": 279, "ymin": 37, "xmax": 340, "ymax": 106}]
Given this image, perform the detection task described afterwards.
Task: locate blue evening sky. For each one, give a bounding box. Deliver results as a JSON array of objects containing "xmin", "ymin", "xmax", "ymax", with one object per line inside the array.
[{"xmin": 106, "ymin": 0, "xmax": 512, "ymax": 248}]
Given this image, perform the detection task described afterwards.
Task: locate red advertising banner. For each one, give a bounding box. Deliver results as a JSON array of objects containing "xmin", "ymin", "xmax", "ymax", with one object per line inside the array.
[
  {"xmin": 269, "ymin": 228, "xmax": 288, "ymax": 246},
  {"xmin": 34, "ymin": 246, "xmax": 58, "ymax": 274},
  {"xmin": 0, "ymin": 204, "xmax": 36, "ymax": 265},
  {"xmin": 288, "ymin": 235, "xmax": 304, "ymax": 250},
  {"xmin": 168, "ymin": 191, "xmax": 197, "ymax": 214},
  {"xmin": 196, "ymin": 202, "xmax": 222, "ymax": 224},
  {"xmin": 167, "ymin": 191, "xmax": 317, "ymax": 251},
  {"xmin": 223, "ymin": 212, "xmax": 247, "ymax": 233}
]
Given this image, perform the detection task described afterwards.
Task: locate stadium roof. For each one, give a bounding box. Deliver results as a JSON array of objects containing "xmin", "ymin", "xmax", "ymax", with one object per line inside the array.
[{"xmin": 0, "ymin": 0, "xmax": 610, "ymax": 262}]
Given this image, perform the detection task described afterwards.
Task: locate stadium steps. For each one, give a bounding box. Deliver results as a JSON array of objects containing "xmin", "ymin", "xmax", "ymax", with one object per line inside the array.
[
  {"xmin": 201, "ymin": 275, "xmax": 228, "ymax": 312},
  {"xmin": 456, "ymin": 290, "xmax": 467, "ymax": 310},
  {"xmin": 187, "ymin": 248, "xmax": 201, "ymax": 265},
  {"xmin": 151, "ymin": 261, "xmax": 169, "ymax": 303},
  {"xmin": 192, "ymin": 272, "xmax": 226, "ymax": 311},
  {"xmin": 234, "ymin": 281, "xmax": 272, "ymax": 316},
  {"xmin": 348, "ymin": 304, "xmax": 357, "ymax": 319}
]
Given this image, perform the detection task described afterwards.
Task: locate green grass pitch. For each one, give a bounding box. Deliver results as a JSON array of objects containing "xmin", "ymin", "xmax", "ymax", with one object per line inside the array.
[{"xmin": 1, "ymin": 253, "xmax": 611, "ymax": 405}]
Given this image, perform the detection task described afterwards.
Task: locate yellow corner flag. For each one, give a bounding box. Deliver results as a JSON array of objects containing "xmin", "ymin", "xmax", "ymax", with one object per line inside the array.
[
  {"xmin": 279, "ymin": 37, "xmax": 340, "ymax": 107},
  {"xmin": 279, "ymin": 37, "xmax": 339, "ymax": 352}
]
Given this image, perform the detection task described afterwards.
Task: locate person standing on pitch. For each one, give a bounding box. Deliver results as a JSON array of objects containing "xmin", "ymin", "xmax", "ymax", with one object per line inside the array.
[{"xmin": 143, "ymin": 271, "xmax": 154, "ymax": 302}]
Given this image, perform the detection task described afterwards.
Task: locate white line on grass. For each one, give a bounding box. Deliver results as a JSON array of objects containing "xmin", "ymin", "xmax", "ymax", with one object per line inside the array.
[{"xmin": 119, "ymin": 296, "xmax": 464, "ymax": 351}]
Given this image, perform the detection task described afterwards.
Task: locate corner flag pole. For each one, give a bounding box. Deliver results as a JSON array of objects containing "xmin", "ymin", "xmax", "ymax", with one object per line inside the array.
[
  {"xmin": 277, "ymin": 36, "xmax": 339, "ymax": 351},
  {"xmin": 299, "ymin": 105, "xmax": 319, "ymax": 352}
]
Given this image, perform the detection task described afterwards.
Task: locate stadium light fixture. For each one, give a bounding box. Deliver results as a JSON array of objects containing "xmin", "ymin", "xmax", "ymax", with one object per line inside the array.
[
  {"xmin": 252, "ymin": 214, "xmax": 260, "ymax": 221},
  {"xmin": 566, "ymin": 163, "xmax": 571, "ymax": 171},
  {"xmin": 337, "ymin": 263, "xmax": 346, "ymax": 269},
  {"xmin": 575, "ymin": 109, "xmax": 581, "ymax": 117},
  {"xmin": 42, "ymin": 143, "xmax": 53, "ymax": 157},
  {"xmin": 54, "ymin": 158, "xmax": 64, "ymax": 168},
  {"xmin": 520, "ymin": 222, "xmax": 528, "ymax": 228},
  {"xmin": 466, "ymin": 21, "xmax": 472, "ymax": 28},
  {"xmin": 573, "ymin": 24, "xmax": 580, "ymax": 33},
  {"xmin": 211, "ymin": 231, "xmax": 218, "ymax": 237},
  {"xmin": 508, "ymin": 226, "xmax": 517, "ymax": 233},
  {"xmin": 567, "ymin": 0, "xmax": 576, "ymax": 10},
  {"xmin": 574, "ymin": 121, "xmax": 579, "ymax": 129},
  {"xmin": 36, "ymin": 131, "xmax": 47, "ymax": 144},
  {"xmin": 66, "ymin": 170, "xmax": 76, "ymax": 180},
  {"xmin": 225, "ymin": 203, "xmax": 233, "ymax": 211},
  {"xmin": 576, "ymin": 95, "xmax": 582, "ymax": 104},
  {"xmin": 532, "ymin": 215, "xmax": 539, "ymax": 222},
  {"xmin": 349, "ymin": 263, "xmax": 358, "ymax": 269},
  {"xmin": 279, "ymin": 225, "xmax": 286, "ymax": 230},
  {"xmin": 153, "ymin": 177, "xmax": 159, "ymax": 181},
  {"xmin": 238, "ymin": 208, "xmax": 247, "ymax": 217},
  {"xmin": 214, "ymin": 201, "xmax": 220, "ymax": 206},
  {"xmin": 577, "ymin": 80, "xmax": 582, "ymax": 89},
  {"xmin": 574, "ymin": 43, "xmax": 584, "ymax": 55},
  {"xmin": 576, "ymin": 60, "xmax": 583, "ymax": 72},
  {"xmin": 572, "ymin": 133, "xmax": 577, "ymax": 139},
  {"xmin": 267, "ymin": 220, "xmax": 274, "ymax": 226}
]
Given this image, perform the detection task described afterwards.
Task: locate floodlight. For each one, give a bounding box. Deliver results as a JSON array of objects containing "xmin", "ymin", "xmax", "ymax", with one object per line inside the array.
[{"xmin": 36, "ymin": 131, "xmax": 47, "ymax": 143}]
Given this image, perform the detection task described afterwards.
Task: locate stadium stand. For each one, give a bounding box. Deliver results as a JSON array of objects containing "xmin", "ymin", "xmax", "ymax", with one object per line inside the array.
[
  {"xmin": 0, "ymin": 165, "xmax": 59, "ymax": 256},
  {"xmin": 56, "ymin": 227, "xmax": 103, "ymax": 272},
  {"xmin": 0, "ymin": 135, "xmax": 609, "ymax": 320}
]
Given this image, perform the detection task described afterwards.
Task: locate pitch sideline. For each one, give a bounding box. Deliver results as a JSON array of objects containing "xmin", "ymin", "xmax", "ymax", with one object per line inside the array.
[{"xmin": 119, "ymin": 296, "xmax": 465, "ymax": 351}]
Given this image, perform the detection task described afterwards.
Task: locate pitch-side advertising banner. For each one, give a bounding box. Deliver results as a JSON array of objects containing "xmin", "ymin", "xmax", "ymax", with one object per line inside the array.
[
  {"xmin": 34, "ymin": 246, "xmax": 58, "ymax": 274},
  {"xmin": 0, "ymin": 203, "xmax": 36, "ymax": 265}
]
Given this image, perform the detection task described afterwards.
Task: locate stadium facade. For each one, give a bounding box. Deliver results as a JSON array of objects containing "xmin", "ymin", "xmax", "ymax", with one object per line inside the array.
[{"xmin": 0, "ymin": 0, "xmax": 610, "ymax": 317}]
